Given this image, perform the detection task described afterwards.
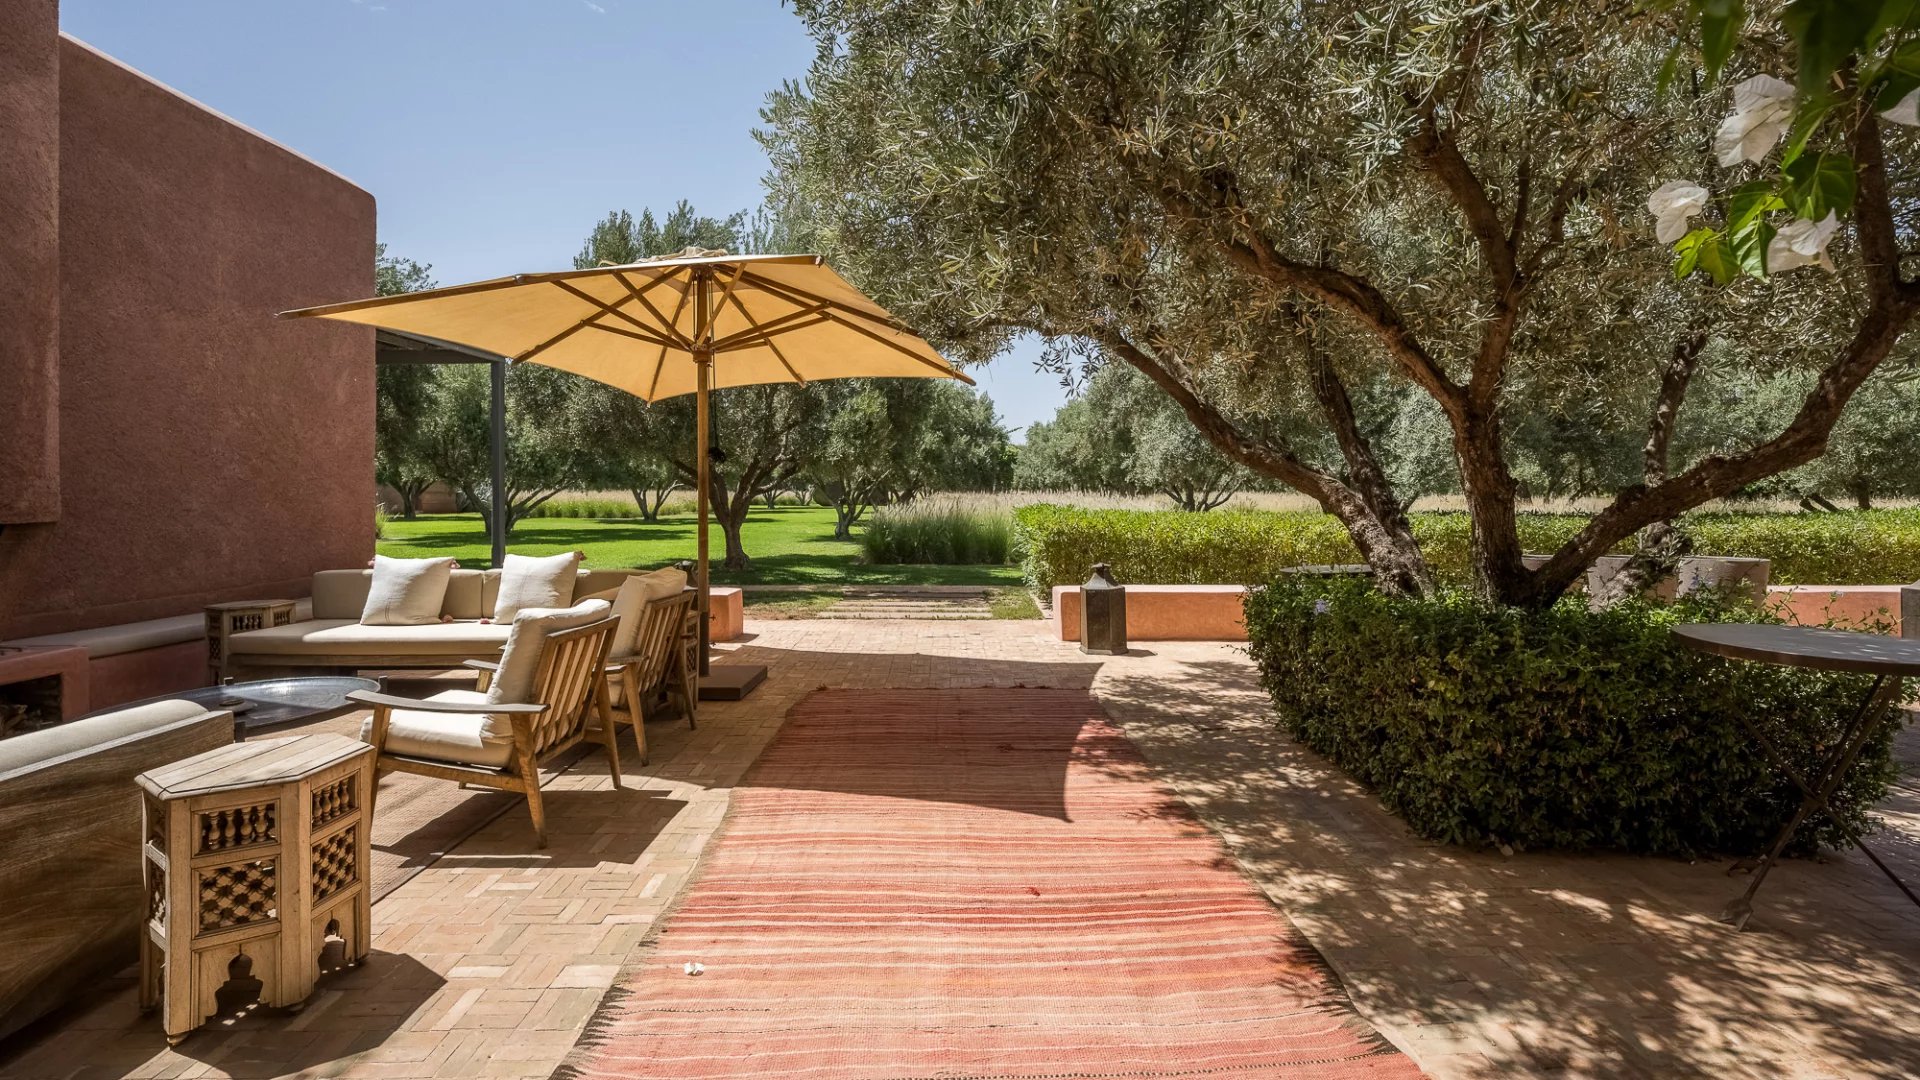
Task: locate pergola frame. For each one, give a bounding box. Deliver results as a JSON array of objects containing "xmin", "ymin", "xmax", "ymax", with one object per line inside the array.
[{"xmin": 373, "ymin": 328, "xmax": 508, "ymax": 569}]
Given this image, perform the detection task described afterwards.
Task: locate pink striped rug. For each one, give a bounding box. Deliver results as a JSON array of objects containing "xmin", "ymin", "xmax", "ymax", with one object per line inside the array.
[{"xmin": 558, "ymin": 689, "xmax": 1423, "ymax": 1079}]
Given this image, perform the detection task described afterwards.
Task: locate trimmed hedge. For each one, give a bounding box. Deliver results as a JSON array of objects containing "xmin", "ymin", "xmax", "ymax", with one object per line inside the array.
[
  {"xmin": 1243, "ymin": 580, "xmax": 1897, "ymax": 855},
  {"xmin": 1014, "ymin": 505, "xmax": 1920, "ymax": 594}
]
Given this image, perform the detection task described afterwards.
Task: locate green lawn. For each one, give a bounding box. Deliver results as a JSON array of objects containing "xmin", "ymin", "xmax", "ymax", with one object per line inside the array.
[{"xmin": 377, "ymin": 507, "xmax": 1022, "ymax": 586}]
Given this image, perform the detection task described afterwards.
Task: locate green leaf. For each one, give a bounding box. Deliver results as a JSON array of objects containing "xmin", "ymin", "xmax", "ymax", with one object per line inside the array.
[
  {"xmin": 1699, "ymin": 0, "xmax": 1744, "ymax": 80},
  {"xmin": 1697, "ymin": 236, "xmax": 1740, "ymax": 284},
  {"xmin": 1873, "ymin": 0, "xmax": 1920, "ymax": 39},
  {"xmin": 1871, "ymin": 40, "xmax": 1920, "ymax": 112},
  {"xmin": 1730, "ymin": 215, "xmax": 1776, "ymax": 278},
  {"xmin": 1779, "ymin": 93, "xmax": 1837, "ymax": 167},
  {"xmin": 1784, "ymin": 0, "xmax": 1878, "ymax": 92},
  {"xmin": 1725, "ymin": 180, "xmax": 1783, "ymax": 278},
  {"xmin": 1782, "ymin": 151, "xmax": 1857, "ymax": 218},
  {"xmin": 1673, "ymin": 227, "xmax": 1720, "ymax": 281},
  {"xmin": 1726, "ymin": 180, "xmax": 1785, "ymax": 234}
]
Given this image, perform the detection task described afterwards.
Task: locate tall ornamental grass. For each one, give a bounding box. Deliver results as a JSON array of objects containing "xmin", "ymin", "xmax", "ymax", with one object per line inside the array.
[{"xmin": 862, "ymin": 496, "xmax": 1014, "ymax": 564}]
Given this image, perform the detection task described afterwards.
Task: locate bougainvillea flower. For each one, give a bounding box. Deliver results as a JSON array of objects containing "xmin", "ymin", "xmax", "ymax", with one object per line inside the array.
[
  {"xmin": 1647, "ymin": 181, "xmax": 1711, "ymax": 244},
  {"xmin": 1766, "ymin": 212, "xmax": 1840, "ymax": 273},
  {"xmin": 1882, "ymin": 87, "xmax": 1920, "ymax": 127},
  {"xmin": 1715, "ymin": 75, "xmax": 1796, "ymax": 166}
]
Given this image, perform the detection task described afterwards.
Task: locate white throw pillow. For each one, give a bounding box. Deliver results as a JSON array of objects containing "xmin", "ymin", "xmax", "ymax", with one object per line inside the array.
[
  {"xmin": 484, "ymin": 599, "xmax": 611, "ymax": 712},
  {"xmin": 605, "ymin": 568, "xmax": 688, "ymax": 658},
  {"xmin": 360, "ymin": 555, "xmax": 456, "ymax": 626},
  {"xmin": 493, "ymin": 551, "xmax": 582, "ymax": 622}
]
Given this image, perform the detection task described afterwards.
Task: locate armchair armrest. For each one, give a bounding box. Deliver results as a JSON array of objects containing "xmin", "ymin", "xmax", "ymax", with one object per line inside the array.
[
  {"xmin": 461, "ymin": 659, "xmax": 501, "ymax": 673},
  {"xmin": 347, "ymin": 689, "xmax": 548, "ymax": 715}
]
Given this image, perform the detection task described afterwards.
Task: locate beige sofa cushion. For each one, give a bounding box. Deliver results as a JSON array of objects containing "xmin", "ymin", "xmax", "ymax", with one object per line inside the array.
[
  {"xmin": 493, "ymin": 552, "xmax": 581, "ymax": 621},
  {"xmin": 313, "ymin": 569, "xmax": 488, "ymax": 621},
  {"xmin": 359, "ymin": 689, "xmax": 513, "ymax": 769},
  {"xmin": 361, "ymin": 556, "xmax": 456, "ymax": 626},
  {"xmin": 227, "ymin": 619, "xmax": 511, "ymax": 658},
  {"xmin": 488, "ymin": 600, "xmax": 610, "ymax": 705}
]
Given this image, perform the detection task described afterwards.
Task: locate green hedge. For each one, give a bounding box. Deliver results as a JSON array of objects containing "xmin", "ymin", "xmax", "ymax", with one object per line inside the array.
[
  {"xmin": 1014, "ymin": 505, "xmax": 1920, "ymax": 594},
  {"xmin": 1243, "ymin": 581, "xmax": 1897, "ymax": 855}
]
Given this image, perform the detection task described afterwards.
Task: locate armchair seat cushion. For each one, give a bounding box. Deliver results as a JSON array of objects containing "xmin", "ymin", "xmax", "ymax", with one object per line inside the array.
[
  {"xmin": 359, "ymin": 689, "xmax": 513, "ymax": 769},
  {"xmin": 231, "ymin": 620, "xmax": 512, "ymax": 657}
]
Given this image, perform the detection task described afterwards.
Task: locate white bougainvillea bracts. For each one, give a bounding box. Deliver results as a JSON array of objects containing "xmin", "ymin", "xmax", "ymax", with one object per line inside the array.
[
  {"xmin": 1766, "ymin": 212, "xmax": 1842, "ymax": 273},
  {"xmin": 1714, "ymin": 74, "xmax": 1796, "ymax": 166},
  {"xmin": 1647, "ymin": 181, "xmax": 1710, "ymax": 243}
]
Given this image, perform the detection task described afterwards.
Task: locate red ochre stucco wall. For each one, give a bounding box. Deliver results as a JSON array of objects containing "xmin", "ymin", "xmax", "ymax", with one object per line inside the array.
[
  {"xmin": 0, "ymin": 29, "xmax": 377, "ymax": 639},
  {"xmin": 0, "ymin": 0, "xmax": 63, "ymax": 525}
]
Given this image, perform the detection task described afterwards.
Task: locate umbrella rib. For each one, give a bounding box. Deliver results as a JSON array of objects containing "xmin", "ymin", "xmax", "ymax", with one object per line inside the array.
[
  {"xmin": 712, "ymin": 312, "xmax": 831, "ymax": 355},
  {"xmin": 722, "ymin": 288, "xmax": 807, "ymax": 384},
  {"xmin": 701, "ymin": 264, "xmax": 747, "ymax": 346},
  {"xmin": 707, "ymin": 302, "xmax": 830, "ymax": 351},
  {"xmin": 646, "ymin": 277, "xmax": 694, "ymax": 400},
  {"xmin": 550, "ymin": 280, "xmax": 681, "ymax": 344},
  {"xmin": 582, "ymin": 321, "xmax": 681, "ymax": 349},
  {"xmin": 818, "ymin": 309, "xmax": 975, "ymax": 384},
  {"xmin": 614, "ymin": 271, "xmax": 695, "ymax": 351},
  {"xmin": 738, "ymin": 271, "xmax": 925, "ymax": 338}
]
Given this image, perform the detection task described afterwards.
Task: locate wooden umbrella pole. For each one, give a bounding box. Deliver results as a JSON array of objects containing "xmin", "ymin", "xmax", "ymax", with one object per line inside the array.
[{"xmin": 693, "ymin": 269, "xmax": 712, "ymax": 677}]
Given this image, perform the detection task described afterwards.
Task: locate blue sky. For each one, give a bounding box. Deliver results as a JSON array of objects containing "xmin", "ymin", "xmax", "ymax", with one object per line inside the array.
[{"xmin": 59, "ymin": 0, "xmax": 1067, "ymax": 439}]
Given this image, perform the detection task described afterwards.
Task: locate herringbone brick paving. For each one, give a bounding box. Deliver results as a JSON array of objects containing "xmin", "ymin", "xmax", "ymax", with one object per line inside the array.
[{"xmin": 3, "ymin": 619, "xmax": 1917, "ymax": 1078}]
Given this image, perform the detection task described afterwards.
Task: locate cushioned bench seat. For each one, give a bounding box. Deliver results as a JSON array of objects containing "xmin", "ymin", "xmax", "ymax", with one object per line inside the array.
[
  {"xmin": 229, "ymin": 619, "xmax": 511, "ymax": 657},
  {"xmin": 6, "ymin": 613, "xmax": 205, "ymax": 658}
]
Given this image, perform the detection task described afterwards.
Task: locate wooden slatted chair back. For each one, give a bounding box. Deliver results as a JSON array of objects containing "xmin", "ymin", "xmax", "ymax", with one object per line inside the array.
[
  {"xmin": 526, "ymin": 618, "xmax": 617, "ymax": 757},
  {"xmin": 629, "ymin": 591, "xmax": 695, "ymax": 693}
]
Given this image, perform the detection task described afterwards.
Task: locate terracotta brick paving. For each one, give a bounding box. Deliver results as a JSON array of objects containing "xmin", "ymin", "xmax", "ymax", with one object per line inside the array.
[{"xmin": 3, "ymin": 620, "xmax": 1917, "ymax": 1079}]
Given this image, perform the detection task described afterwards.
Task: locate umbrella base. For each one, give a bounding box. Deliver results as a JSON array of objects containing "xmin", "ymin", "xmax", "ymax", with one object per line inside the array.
[{"xmin": 699, "ymin": 663, "xmax": 767, "ymax": 701}]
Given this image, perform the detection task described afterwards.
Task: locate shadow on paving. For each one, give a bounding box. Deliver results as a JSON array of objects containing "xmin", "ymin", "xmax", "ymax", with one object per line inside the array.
[
  {"xmin": 1091, "ymin": 649, "xmax": 1920, "ymax": 1078},
  {"xmin": 0, "ymin": 951, "xmax": 443, "ymax": 1079}
]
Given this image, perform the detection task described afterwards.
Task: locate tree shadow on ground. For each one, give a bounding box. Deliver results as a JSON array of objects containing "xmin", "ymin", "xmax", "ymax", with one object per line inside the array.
[{"xmin": 1089, "ymin": 647, "xmax": 1920, "ymax": 1078}]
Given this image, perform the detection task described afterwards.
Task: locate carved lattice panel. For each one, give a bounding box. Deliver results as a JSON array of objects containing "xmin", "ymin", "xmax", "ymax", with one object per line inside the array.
[
  {"xmin": 197, "ymin": 802, "xmax": 277, "ymax": 854},
  {"xmin": 147, "ymin": 860, "xmax": 168, "ymax": 928},
  {"xmin": 310, "ymin": 826, "xmax": 358, "ymax": 903},
  {"xmin": 198, "ymin": 859, "xmax": 277, "ymax": 932},
  {"xmin": 310, "ymin": 776, "xmax": 355, "ymax": 828}
]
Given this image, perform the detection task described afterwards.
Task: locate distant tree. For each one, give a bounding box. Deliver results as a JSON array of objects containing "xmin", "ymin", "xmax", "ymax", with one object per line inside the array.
[
  {"xmin": 418, "ymin": 363, "xmax": 597, "ymax": 534},
  {"xmin": 372, "ymin": 244, "xmax": 439, "ymax": 518}
]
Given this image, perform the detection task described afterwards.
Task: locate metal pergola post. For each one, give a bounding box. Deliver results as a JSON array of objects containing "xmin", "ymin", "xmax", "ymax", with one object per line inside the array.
[
  {"xmin": 489, "ymin": 358, "xmax": 507, "ymax": 568},
  {"xmin": 373, "ymin": 329, "xmax": 511, "ymax": 568}
]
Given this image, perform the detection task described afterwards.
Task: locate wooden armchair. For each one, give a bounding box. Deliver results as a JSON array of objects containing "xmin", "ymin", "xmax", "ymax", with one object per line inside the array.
[
  {"xmin": 606, "ymin": 589, "xmax": 700, "ymax": 765},
  {"xmin": 348, "ymin": 613, "xmax": 620, "ymax": 847}
]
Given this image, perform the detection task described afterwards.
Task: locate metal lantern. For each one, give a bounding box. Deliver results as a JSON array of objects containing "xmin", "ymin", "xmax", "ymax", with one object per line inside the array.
[{"xmin": 1079, "ymin": 563, "xmax": 1128, "ymax": 655}]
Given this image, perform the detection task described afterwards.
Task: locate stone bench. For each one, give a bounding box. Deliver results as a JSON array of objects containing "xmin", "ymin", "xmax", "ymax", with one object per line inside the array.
[
  {"xmin": 4, "ymin": 613, "xmax": 209, "ymax": 710},
  {"xmin": 1051, "ymin": 585, "xmax": 1249, "ymax": 642}
]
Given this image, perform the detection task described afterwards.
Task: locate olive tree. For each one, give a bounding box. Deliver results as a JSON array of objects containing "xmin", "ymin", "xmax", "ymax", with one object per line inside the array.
[{"xmin": 763, "ymin": 0, "xmax": 1920, "ymax": 606}]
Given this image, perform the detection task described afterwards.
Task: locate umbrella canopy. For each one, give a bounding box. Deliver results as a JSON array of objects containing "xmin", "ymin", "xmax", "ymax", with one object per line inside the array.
[
  {"xmin": 282, "ymin": 250, "xmax": 971, "ymax": 686},
  {"xmin": 282, "ymin": 251, "xmax": 971, "ymax": 401}
]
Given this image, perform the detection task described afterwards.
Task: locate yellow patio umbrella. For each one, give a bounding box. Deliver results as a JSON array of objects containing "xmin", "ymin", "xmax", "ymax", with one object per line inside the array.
[{"xmin": 282, "ymin": 250, "xmax": 973, "ymax": 693}]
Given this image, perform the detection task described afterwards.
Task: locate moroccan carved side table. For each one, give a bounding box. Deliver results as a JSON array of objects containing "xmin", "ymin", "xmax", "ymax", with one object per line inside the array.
[
  {"xmin": 204, "ymin": 600, "xmax": 297, "ymax": 683},
  {"xmin": 137, "ymin": 733, "xmax": 375, "ymax": 1044}
]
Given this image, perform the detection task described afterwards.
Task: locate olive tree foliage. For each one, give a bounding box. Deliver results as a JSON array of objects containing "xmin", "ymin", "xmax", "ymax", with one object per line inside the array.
[
  {"xmin": 1015, "ymin": 362, "xmax": 1256, "ymax": 509},
  {"xmin": 808, "ymin": 381, "xmax": 1016, "ymax": 537},
  {"xmin": 762, "ymin": 0, "xmax": 1920, "ymax": 607},
  {"xmin": 372, "ymin": 244, "xmax": 440, "ymax": 518}
]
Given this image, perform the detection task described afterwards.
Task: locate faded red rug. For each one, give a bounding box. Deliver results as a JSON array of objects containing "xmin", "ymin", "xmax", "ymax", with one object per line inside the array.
[{"xmin": 558, "ymin": 689, "xmax": 1422, "ymax": 1079}]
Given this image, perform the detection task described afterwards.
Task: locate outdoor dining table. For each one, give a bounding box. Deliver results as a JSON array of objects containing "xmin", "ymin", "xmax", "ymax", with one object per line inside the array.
[{"xmin": 1672, "ymin": 623, "xmax": 1920, "ymax": 930}]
